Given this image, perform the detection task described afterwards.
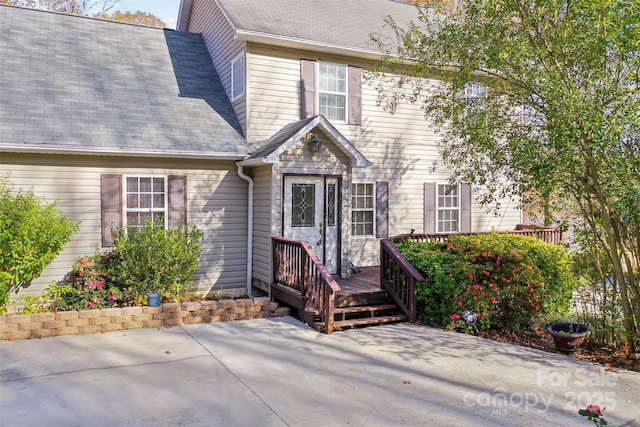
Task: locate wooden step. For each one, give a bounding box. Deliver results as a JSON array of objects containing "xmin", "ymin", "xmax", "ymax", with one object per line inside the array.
[
  {"xmin": 335, "ymin": 290, "xmax": 392, "ymax": 307},
  {"xmin": 334, "ymin": 303, "xmax": 399, "ymax": 314},
  {"xmin": 330, "ymin": 314, "xmax": 408, "ymax": 330}
]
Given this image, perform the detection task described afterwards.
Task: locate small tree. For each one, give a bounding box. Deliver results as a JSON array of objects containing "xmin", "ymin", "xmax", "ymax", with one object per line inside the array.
[
  {"xmin": 374, "ymin": 0, "xmax": 640, "ymax": 348},
  {"xmin": 0, "ymin": 177, "xmax": 79, "ymax": 312}
]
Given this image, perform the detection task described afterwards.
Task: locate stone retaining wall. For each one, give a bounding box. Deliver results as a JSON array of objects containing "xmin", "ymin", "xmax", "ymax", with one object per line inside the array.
[{"xmin": 0, "ymin": 297, "xmax": 289, "ymax": 340}]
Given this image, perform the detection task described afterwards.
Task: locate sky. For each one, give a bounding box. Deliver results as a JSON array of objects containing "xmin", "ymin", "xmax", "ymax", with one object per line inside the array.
[{"xmin": 116, "ymin": 0, "xmax": 182, "ymax": 29}]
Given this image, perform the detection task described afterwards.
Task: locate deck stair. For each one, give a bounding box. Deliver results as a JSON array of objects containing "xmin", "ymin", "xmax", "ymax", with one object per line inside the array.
[{"xmin": 307, "ymin": 288, "xmax": 407, "ymax": 331}]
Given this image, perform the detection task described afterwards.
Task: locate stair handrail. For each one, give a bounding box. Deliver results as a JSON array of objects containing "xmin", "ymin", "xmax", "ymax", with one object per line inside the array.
[
  {"xmin": 272, "ymin": 236, "xmax": 341, "ymax": 334},
  {"xmin": 380, "ymin": 239, "xmax": 425, "ymax": 322}
]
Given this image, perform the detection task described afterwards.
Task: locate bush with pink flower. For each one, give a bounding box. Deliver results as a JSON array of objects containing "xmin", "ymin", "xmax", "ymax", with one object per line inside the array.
[
  {"xmin": 47, "ymin": 253, "xmax": 123, "ymax": 311},
  {"xmin": 397, "ymin": 231, "xmax": 574, "ymax": 333}
]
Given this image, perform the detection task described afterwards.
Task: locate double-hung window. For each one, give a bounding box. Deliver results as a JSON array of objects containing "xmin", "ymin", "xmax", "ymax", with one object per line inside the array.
[
  {"xmin": 318, "ymin": 62, "xmax": 347, "ymax": 122},
  {"xmin": 351, "ymin": 183, "xmax": 375, "ymax": 237},
  {"xmin": 437, "ymin": 183, "xmax": 459, "ymax": 233},
  {"xmin": 125, "ymin": 176, "xmax": 168, "ymax": 230},
  {"xmin": 231, "ymin": 52, "xmax": 245, "ymax": 100}
]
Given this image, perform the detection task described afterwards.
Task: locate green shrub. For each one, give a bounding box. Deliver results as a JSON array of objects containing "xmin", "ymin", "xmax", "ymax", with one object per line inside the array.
[
  {"xmin": 112, "ymin": 221, "xmax": 204, "ymax": 301},
  {"xmin": 0, "ymin": 177, "xmax": 79, "ymax": 311},
  {"xmin": 397, "ymin": 232, "xmax": 575, "ymax": 333},
  {"xmin": 396, "ymin": 240, "xmax": 466, "ymax": 326}
]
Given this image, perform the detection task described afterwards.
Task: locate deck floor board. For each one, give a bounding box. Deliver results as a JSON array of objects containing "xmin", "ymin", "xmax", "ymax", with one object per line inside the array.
[{"xmin": 336, "ymin": 267, "xmax": 381, "ymax": 294}]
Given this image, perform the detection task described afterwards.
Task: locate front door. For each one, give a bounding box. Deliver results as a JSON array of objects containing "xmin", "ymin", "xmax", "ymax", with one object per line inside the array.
[{"xmin": 283, "ymin": 176, "xmax": 339, "ymax": 275}]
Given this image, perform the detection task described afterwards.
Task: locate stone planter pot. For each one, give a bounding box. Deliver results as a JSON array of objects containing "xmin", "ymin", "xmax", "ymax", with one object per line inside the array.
[{"xmin": 546, "ymin": 322, "xmax": 590, "ymax": 353}]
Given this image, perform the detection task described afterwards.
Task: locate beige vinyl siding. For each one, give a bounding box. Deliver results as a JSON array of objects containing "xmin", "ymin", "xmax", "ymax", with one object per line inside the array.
[
  {"xmin": 251, "ymin": 165, "xmax": 274, "ymax": 287},
  {"xmin": 188, "ymin": 0, "xmax": 247, "ymax": 135},
  {"xmin": 246, "ymin": 44, "xmax": 522, "ymax": 268},
  {"xmin": 1, "ymin": 153, "xmax": 248, "ymax": 299}
]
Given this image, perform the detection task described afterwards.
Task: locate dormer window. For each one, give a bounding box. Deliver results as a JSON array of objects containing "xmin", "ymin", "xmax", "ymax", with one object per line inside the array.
[{"xmin": 318, "ymin": 62, "xmax": 347, "ymax": 122}]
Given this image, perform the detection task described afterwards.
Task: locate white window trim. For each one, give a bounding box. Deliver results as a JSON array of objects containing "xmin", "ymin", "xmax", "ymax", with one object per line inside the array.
[
  {"xmin": 123, "ymin": 174, "xmax": 169, "ymax": 230},
  {"xmin": 231, "ymin": 51, "xmax": 245, "ymax": 101},
  {"xmin": 351, "ymin": 181, "xmax": 376, "ymax": 238},
  {"xmin": 317, "ymin": 61, "xmax": 348, "ymax": 123},
  {"xmin": 436, "ymin": 182, "xmax": 460, "ymax": 234}
]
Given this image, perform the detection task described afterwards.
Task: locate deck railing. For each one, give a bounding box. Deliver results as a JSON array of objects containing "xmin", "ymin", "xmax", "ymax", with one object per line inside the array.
[
  {"xmin": 272, "ymin": 237, "xmax": 341, "ymax": 334},
  {"xmin": 380, "ymin": 239, "xmax": 425, "ymax": 322},
  {"xmin": 390, "ymin": 227, "xmax": 564, "ymax": 246}
]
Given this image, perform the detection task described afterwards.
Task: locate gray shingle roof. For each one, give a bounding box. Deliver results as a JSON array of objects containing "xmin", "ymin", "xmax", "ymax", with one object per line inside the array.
[
  {"xmin": 214, "ymin": 0, "xmax": 419, "ymax": 55},
  {"xmin": 0, "ymin": 5, "xmax": 248, "ymax": 158}
]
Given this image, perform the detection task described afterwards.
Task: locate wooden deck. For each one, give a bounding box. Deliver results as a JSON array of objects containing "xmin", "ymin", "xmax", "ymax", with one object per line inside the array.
[{"xmin": 335, "ymin": 267, "xmax": 381, "ymax": 294}]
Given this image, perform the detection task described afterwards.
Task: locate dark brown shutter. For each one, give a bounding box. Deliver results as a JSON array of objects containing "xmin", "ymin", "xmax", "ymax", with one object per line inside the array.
[
  {"xmin": 348, "ymin": 66, "xmax": 362, "ymax": 125},
  {"xmin": 101, "ymin": 174, "xmax": 122, "ymax": 247},
  {"xmin": 460, "ymin": 183, "xmax": 472, "ymax": 233},
  {"xmin": 424, "ymin": 182, "xmax": 436, "ymax": 234},
  {"xmin": 168, "ymin": 175, "xmax": 187, "ymax": 226},
  {"xmin": 300, "ymin": 59, "xmax": 316, "ymax": 119},
  {"xmin": 376, "ymin": 181, "xmax": 388, "ymax": 238}
]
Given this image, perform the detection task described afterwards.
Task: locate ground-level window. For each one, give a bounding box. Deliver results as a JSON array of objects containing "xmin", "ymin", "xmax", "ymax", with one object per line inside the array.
[
  {"xmin": 125, "ymin": 176, "xmax": 168, "ymax": 229},
  {"xmin": 437, "ymin": 183, "xmax": 459, "ymax": 233},
  {"xmin": 351, "ymin": 182, "xmax": 374, "ymax": 237}
]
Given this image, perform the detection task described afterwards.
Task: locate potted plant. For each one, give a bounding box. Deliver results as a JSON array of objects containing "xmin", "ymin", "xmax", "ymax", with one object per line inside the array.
[{"xmin": 546, "ymin": 322, "xmax": 591, "ymax": 353}]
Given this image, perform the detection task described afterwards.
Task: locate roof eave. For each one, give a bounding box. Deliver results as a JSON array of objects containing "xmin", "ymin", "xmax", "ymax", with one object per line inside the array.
[
  {"xmin": 0, "ymin": 144, "xmax": 248, "ymax": 161},
  {"xmin": 235, "ymin": 29, "xmax": 385, "ymax": 61}
]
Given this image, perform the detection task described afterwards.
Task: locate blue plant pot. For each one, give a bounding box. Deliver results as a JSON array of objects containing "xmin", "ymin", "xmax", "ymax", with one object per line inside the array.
[{"xmin": 148, "ymin": 293, "xmax": 161, "ymax": 307}]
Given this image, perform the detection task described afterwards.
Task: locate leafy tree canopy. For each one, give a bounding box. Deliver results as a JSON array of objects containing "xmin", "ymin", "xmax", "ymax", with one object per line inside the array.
[
  {"xmin": 1, "ymin": 0, "xmax": 167, "ymax": 27},
  {"xmin": 375, "ymin": 0, "xmax": 640, "ymax": 345}
]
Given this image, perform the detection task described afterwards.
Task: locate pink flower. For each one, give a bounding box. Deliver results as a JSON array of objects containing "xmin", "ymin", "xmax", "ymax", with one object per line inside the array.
[
  {"xmin": 473, "ymin": 284, "xmax": 481, "ymax": 290},
  {"xmin": 109, "ymin": 294, "xmax": 117, "ymax": 301},
  {"xmin": 469, "ymin": 274, "xmax": 474, "ymax": 279},
  {"xmin": 476, "ymin": 312, "xmax": 482, "ymax": 317},
  {"xmin": 458, "ymin": 301, "xmax": 463, "ymax": 306},
  {"xmin": 488, "ymin": 283, "xmax": 494, "ymax": 288},
  {"xmin": 482, "ymin": 252, "xmax": 488, "ymax": 257},
  {"xmin": 586, "ymin": 405, "xmax": 602, "ymax": 417},
  {"xmin": 466, "ymin": 288, "xmax": 471, "ymax": 293},
  {"xmin": 447, "ymin": 243, "xmax": 454, "ymax": 248},
  {"xmin": 501, "ymin": 277, "xmax": 507, "ymax": 282},
  {"xmin": 473, "ymin": 296, "xmax": 478, "ymax": 301},
  {"xmin": 87, "ymin": 301, "xmax": 95, "ymax": 308},
  {"xmin": 484, "ymin": 271, "xmax": 490, "ymax": 277},
  {"xmin": 449, "ymin": 314, "xmax": 460, "ymax": 320},
  {"xmin": 529, "ymin": 288, "xmax": 535, "ymax": 293},
  {"xmin": 510, "ymin": 250, "xmax": 518, "ymax": 255},
  {"xmin": 490, "ymin": 296, "xmax": 497, "ymax": 302}
]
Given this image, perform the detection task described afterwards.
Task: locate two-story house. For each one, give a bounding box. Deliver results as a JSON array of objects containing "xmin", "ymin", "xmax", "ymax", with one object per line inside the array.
[
  {"xmin": 0, "ymin": 1, "xmax": 521, "ymax": 305},
  {"xmin": 176, "ymin": 0, "xmax": 522, "ymax": 294}
]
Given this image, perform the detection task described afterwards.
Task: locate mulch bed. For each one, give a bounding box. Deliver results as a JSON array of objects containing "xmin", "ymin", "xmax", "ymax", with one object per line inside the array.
[{"xmin": 482, "ymin": 330, "xmax": 640, "ymax": 373}]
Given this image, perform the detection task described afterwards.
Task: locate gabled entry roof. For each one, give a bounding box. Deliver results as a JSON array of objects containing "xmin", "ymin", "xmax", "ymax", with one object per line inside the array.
[{"xmin": 237, "ymin": 115, "xmax": 373, "ymax": 167}]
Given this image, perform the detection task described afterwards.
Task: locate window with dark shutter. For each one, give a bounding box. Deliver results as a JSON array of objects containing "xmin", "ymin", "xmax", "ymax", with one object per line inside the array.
[
  {"xmin": 101, "ymin": 174, "xmax": 187, "ymax": 246},
  {"xmin": 424, "ymin": 181, "xmax": 472, "ymax": 233}
]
